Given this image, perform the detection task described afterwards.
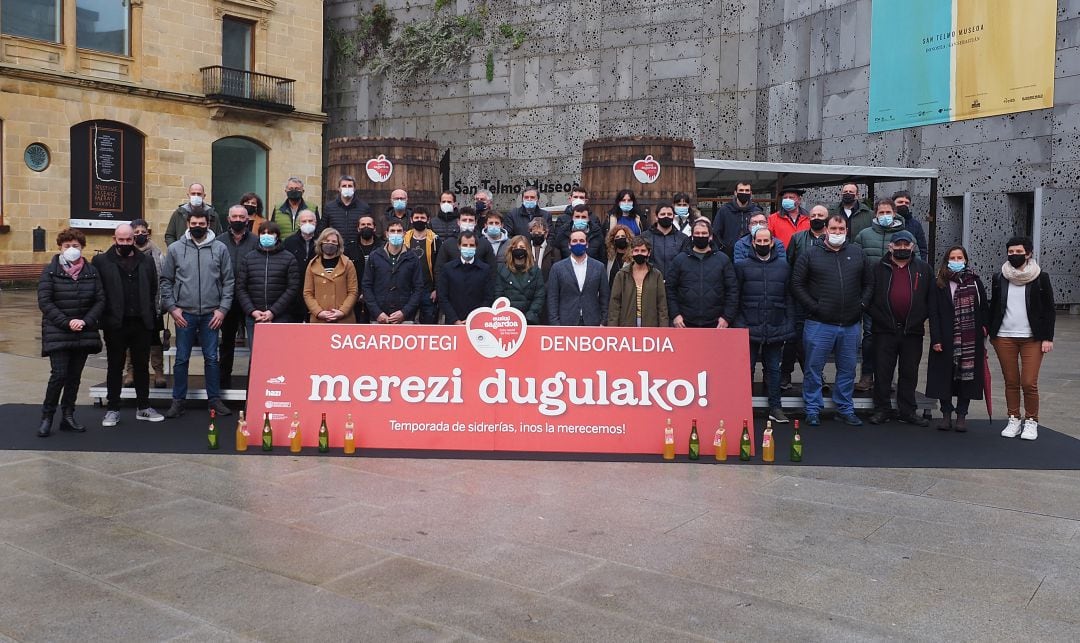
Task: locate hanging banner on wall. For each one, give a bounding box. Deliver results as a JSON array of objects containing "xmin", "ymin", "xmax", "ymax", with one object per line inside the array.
[
  {"xmin": 868, "ymin": 0, "xmax": 1056, "ymax": 133},
  {"xmin": 245, "ymin": 299, "xmax": 754, "ymax": 456}
]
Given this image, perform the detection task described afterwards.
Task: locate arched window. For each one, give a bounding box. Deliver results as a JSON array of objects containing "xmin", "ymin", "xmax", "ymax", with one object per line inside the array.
[{"xmin": 212, "ymin": 137, "xmax": 268, "ymax": 215}]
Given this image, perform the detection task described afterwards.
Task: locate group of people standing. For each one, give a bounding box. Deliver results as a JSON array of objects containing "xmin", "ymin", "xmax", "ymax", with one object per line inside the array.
[{"xmin": 36, "ymin": 177, "xmax": 1056, "ymax": 441}]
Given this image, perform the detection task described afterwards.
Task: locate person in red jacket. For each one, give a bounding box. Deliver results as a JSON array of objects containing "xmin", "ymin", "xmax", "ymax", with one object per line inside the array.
[{"xmin": 767, "ymin": 188, "xmax": 810, "ymax": 248}]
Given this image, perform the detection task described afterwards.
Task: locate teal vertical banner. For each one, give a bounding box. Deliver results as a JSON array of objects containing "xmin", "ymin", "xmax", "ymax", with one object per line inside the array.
[{"xmin": 868, "ymin": 0, "xmax": 954, "ymax": 133}]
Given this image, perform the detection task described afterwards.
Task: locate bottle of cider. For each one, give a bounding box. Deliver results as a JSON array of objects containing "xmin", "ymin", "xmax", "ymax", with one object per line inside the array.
[
  {"xmin": 235, "ymin": 410, "xmax": 248, "ymax": 452},
  {"xmin": 739, "ymin": 419, "xmax": 752, "ymax": 461},
  {"xmin": 762, "ymin": 421, "xmax": 775, "ymax": 463},
  {"xmin": 714, "ymin": 420, "xmax": 727, "ymax": 461},
  {"xmin": 343, "ymin": 413, "xmax": 356, "ymax": 455},
  {"xmin": 662, "ymin": 418, "xmax": 675, "ymax": 461},
  {"xmin": 318, "ymin": 412, "xmax": 330, "ymax": 453},
  {"xmin": 288, "ymin": 411, "xmax": 302, "ymax": 453},
  {"xmin": 790, "ymin": 419, "xmax": 803, "ymax": 462},
  {"xmin": 207, "ymin": 409, "xmax": 219, "ymax": 450},
  {"xmin": 688, "ymin": 419, "xmax": 700, "ymax": 461},
  {"xmin": 261, "ymin": 412, "xmax": 273, "ymax": 452}
]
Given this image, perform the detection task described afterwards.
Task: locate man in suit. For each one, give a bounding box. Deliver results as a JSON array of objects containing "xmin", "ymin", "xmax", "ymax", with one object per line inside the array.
[
  {"xmin": 437, "ymin": 232, "xmax": 493, "ymax": 324},
  {"xmin": 546, "ymin": 229, "xmax": 609, "ymax": 326}
]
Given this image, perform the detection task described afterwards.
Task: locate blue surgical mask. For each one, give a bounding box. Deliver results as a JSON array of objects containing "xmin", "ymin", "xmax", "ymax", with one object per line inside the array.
[
  {"xmin": 674, "ymin": 206, "xmax": 690, "ymax": 217},
  {"xmin": 388, "ymin": 233, "xmax": 404, "ymax": 246},
  {"xmin": 749, "ymin": 223, "xmax": 765, "ymax": 237},
  {"xmin": 877, "ymin": 215, "xmax": 894, "ymax": 226},
  {"xmin": 781, "ymin": 198, "xmax": 796, "ymax": 211},
  {"xmin": 948, "ymin": 260, "xmax": 966, "ymax": 272},
  {"xmin": 460, "ymin": 247, "xmax": 476, "ymax": 261},
  {"xmin": 392, "ymin": 199, "xmax": 407, "ymax": 211},
  {"xmin": 619, "ymin": 202, "xmax": 634, "ymax": 213},
  {"xmin": 572, "ymin": 219, "xmax": 588, "ymax": 231},
  {"xmin": 486, "ymin": 225, "xmax": 502, "ymax": 238},
  {"xmin": 259, "ymin": 234, "xmax": 275, "ymax": 248},
  {"xmin": 523, "ymin": 199, "xmax": 537, "ymax": 209},
  {"xmin": 570, "ymin": 242, "xmax": 588, "ymax": 257}
]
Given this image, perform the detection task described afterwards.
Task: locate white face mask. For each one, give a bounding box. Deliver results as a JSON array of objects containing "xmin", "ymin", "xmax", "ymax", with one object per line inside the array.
[
  {"xmin": 340, "ymin": 187, "xmax": 355, "ymax": 199},
  {"xmin": 440, "ymin": 202, "xmax": 455, "ymax": 214},
  {"xmin": 827, "ymin": 233, "xmax": 846, "ymax": 247},
  {"xmin": 62, "ymin": 247, "xmax": 82, "ymax": 262},
  {"xmin": 189, "ymin": 195, "xmax": 204, "ymax": 208},
  {"xmin": 571, "ymin": 198, "xmax": 585, "ymax": 207},
  {"xmin": 458, "ymin": 222, "xmax": 475, "ymax": 233},
  {"xmin": 300, "ymin": 223, "xmax": 316, "ymax": 236}
]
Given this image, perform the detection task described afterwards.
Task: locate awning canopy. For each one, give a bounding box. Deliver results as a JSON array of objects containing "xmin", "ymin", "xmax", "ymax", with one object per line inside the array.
[{"xmin": 694, "ymin": 158, "xmax": 939, "ymax": 198}]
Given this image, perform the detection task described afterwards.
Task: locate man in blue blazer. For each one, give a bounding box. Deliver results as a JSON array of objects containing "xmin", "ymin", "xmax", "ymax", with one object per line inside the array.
[
  {"xmin": 437, "ymin": 232, "xmax": 494, "ymax": 324},
  {"xmin": 546, "ymin": 229, "xmax": 609, "ymax": 325}
]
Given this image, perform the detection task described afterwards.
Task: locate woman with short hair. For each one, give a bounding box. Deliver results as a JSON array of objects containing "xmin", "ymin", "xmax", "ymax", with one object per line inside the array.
[{"xmin": 303, "ymin": 228, "xmax": 359, "ymax": 323}]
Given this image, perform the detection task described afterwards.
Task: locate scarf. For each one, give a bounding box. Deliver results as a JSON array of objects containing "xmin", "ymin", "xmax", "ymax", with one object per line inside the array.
[
  {"xmin": 949, "ymin": 268, "xmax": 979, "ymax": 382},
  {"xmin": 59, "ymin": 255, "xmax": 85, "ymax": 280},
  {"xmin": 1001, "ymin": 258, "xmax": 1040, "ymax": 286}
]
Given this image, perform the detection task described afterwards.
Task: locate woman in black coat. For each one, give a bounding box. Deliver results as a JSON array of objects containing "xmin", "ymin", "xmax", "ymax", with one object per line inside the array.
[
  {"xmin": 926, "ymin": 246, "xmax": 989, "ymax": 432},
  {"xmin": 37, "ymin": 228, "xmax": 105, "ymax": 437},
  {"xmin": 236, "ymin": 221, "xmax": 300, "ymax": 346}
]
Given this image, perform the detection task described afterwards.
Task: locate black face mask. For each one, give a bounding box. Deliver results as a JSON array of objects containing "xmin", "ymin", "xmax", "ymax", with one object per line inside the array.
[
  {"xmin": 287, "ymin": 190, "xmax": 303, "ymax": 201},
  {"xmin": 754, "ymin": 244, "xmax": 771, "ymax": 257},
  {"xmin": 358, "ymin": 228, "xmax": 375, "ymax": 241},
  {"xmin": 692, "ymin": 237, "xmax": 710, "ymax": 250},
  {"xmin": 613, "ymin": 238, "xmax": 629, "ymax": 250},
  {"xmin": 892, "ymin": 248, "xmax": 912, "ymax": 260},
  {"xmin": 736, "ymin": 193, "xmax": 751, "ymax": 205},
  {"xmin": 511, "ymin": 248, "xmax": 528, "ymax": 261},
  {"xmin": 133, "ymin": 234, "xmax": 149, "ymax": 246},
  {"xmin": 189, "ymin": 226, "xmax": 208, "ymax": 240},
  {"xmin": 117, "ymin": 244, "xmax": 135, "ymax": 257},
  {"xmin": 244, "ymin": 204, "xmax": 258, "ymax": 216},
  {"xmin": 656, "ymin": 217, "xmax": 673, "ymax": 229},
  {"xmin": 841, "ymin": 194, "xmax": 856, "ymax": 205},
  {"xmin": 809, "ymin": 218, "xmax": 827, "ymax": 231},
  {"xmin": 895, "ymin": 205, "xmax": 910, "ymax": 217},
  {"xmin": 1007, "ymin": 254, "xmax": 1027, "ymax": 268},
  {"xmin": 475, "ymin": 201, "xmax": 488, "ymax": 213},
  {"xmin": 412, "ymin": 220, "xmax": 427, "ymax": 232},
  {"xmin": 530, "ymin": 234, "xmax": 545, "ymax": 247},
  {"xmin": 229, "ymin": 220, "xmax": 248, "ymax": 233},
  {"xmin": 632, "ymin": 254, "xmax": 648, "ymax": 265}
]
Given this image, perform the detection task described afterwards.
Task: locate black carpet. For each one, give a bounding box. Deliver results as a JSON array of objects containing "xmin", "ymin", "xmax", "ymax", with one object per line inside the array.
[{"xmin": 2, "ymin": 403, "xmax": 1078, "ymax": 469}]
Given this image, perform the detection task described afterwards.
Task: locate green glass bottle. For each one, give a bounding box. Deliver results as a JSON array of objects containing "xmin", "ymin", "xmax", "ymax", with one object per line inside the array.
[
  {"xmin": 739, "ymin": 419, "xmax": 752, "ymax": 461},
  {"xmin": 688, "ymin": 418, "xmax": 700, "ymax": 460},
  {"xmin": 262, "ymin": 412, "xmax": 273, "ymax": 452},
  {"xmin": 790, "ymin": 419, "xmax": 803, "ymax": 462},
  {"xmin": 207, "ymin": 409, "xmax": 219, "ymax": 450},
  {"xmin": 318, "ymin": 412, "xmax": 330, "ymax": 453}
]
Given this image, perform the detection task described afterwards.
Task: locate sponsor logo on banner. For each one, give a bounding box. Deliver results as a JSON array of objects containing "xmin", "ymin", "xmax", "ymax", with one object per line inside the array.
[
  {"xmin": 365, "ymin": 155, "xmax": 393, "ymax": 183},
  {"xmin": 632, "ymin": 155, "xmax": 661, "ymax": 184},
  {"xmin": 466, "ymin": 298, "xmax": 527, "ymax": 358}
]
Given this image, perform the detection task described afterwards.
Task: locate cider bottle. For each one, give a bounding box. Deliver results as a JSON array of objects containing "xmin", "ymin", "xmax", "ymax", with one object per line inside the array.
[
  {"xmin": 318, "ymin": 412, "xmax": 330, "ymax": 453},
  {"xmin": 739, "ymin": 419, "xmax": 752, "ymax": 461},
  {"xmin": 688, "ymin": 419, "xmax": 700, "ymax": 461},
  {"xmin": 235, "ymin": 410, "xmax": 248, "ymax": 452},
  {"xmin": 662, "ymin": 419, "xmax": 675, "ymax": 461},
  {"xmin": 261, "ymin": 412, "xmax": 273, "ymax": 451},
  {"xmin": 762, "ymin": 422, "xmax": 775, "ymax": 463},
  {"xmin": 288, "ymin": 411, "xmax": 302, "ymax": 453},
  {"xmin": 790, "ymin": 419, "xmax": 803, "ymax": 462},
  {"xmin": 713, "ymin": 420, "xmax": 727, "ymax": 461},
  {"xmin": 207, "ymin": 409, "xmax": 219, "ymax": 450},
  {"xmin": 343, "ymin": 413, "xmax": 356, "ymax": 455}
]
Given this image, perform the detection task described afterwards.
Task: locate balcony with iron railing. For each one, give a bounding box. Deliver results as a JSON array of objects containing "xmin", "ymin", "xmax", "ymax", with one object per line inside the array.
[{"xmin": 200, "ymin": 66, "xmax": 296, "ymax": 113}]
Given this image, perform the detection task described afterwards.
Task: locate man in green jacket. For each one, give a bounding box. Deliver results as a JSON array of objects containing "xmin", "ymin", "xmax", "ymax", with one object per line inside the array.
[
  {"xmin": 828, "ymin": 183, "xmax": 874, "ymax": 241},
  {"xmin": 163, "ymin": 183, "xmax": 221, "ymax": 245},
  {"xmin": 269, "ymin": 177, "xmax": 319, "ymax": 237}
]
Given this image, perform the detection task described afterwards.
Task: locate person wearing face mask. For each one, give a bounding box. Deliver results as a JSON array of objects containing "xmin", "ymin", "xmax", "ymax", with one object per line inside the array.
[
  {"xmin": 362, "ymin": 221, "xmax": 425, "ymax": 324},
  {"xmin": 282, "ymin": 209, "xmax": 320, "ymax": 323},
  {"xmin": 404, "ymin": 207, "xmax": 441, "ymax": 324},
  {"xmin": 493, "ymin": 235, "xmax": 547, "ymax": 325},
  {"xmin": 436, "ymin": 232, "xmax": 495, "ymax": 325},
  {"xmin": 164, "ymin": 182, "xmax": 221, "ymax": 245},
  {"xmin": 483, "ymin": 211, "xmax": 511, "ymax": 261},
  {"xmin": 734, "ymin": 227, "xmax": 795, "ymax": 423},
  {"xmin": 344, "ymin": 214, "xmax": 382, "ymax": 323},
  {"xmin": 431, "ymin": 191, "xmax": 461, "ymax": 240},
  {"xmin": 546, "ymin": 229, "xmax": 609, "ymax": 326},
  {"xmin": 239, "ymin": 192, "xmax": 265, "ymax": 233},
  {"xmin": 506, "ymin": 187, "xmax": 554, "ymax": 238},
  {"xmin": 767, "ymin": 188, "xmax": 810, "ymax": 249},
  {"xmin": 321, "ymin": 175, "xmax": 372, "ymax": 257},
  {"xmin": 527, "ymin": 218, "xmax": 561, "ymax": 282},
  {"xmin": 36, "ymin": 228, "xmax": 106, "ymax": 437},
  {"xmin": 383, "ymin": 188, "xmax": 412, "ymax": 231},
  {"xmin": 604, "ymin": 225, "xmax": 635, "ymax": 289},
  {"xmin": 989, "ymin": 236, "xmax": 1055, "ymax": 441},
  {"xmin": 782, "ymin": 204, "xmax": 830, "ymax": 390},
  {"xmin": 160, "ymin": 213, "xmax": 234, "ymax": 419},
  {"xmin": 867, "ymin": 231, "xmax": 932, "ymax": 426},
  {"xmin": 270, "ymin": 177, "xmax": 320, "ymax": 237},
  {"xmin": 733, "ymin": 212, "xmax": 787, "ymax": 265},
  {"xmin": 555, "ymin": 204, "xmax": 604, "ymax": 261},
  {"xmin": 608, "ymin": 236, "xmax": 668, "ymax": 328},
  {"xmin": 562, "ymin": 187, "xmax": 589, "ymax": 219},
  {"xmin": 891, "ymin": 190, "xmax": 928, "ymax": 260},
  {"xmin": 926, "ymin": 246, "xmax": 989, "ymax": 432},
  {"xmin": 214, "ymin": 205, "xmax": 260, "ymax": 390},
  {"xmin": 665, "ymin": 220, "xmax": 739, "ymax": 330},
  {"xmin": 605, "ymin": 189, "xmax": 643, "ymax": 237},
  {"xmin": 129, "ymin": 219, "xmax": 168, "ymax": 388},
  {"xmin": 791, "ymin": 215, "xmax": 873, "ymax": 427},
  {"xmin": 304, "ymin": 228, "xmax": 359, "ymax": 324},
  {"xmin": 236, "ymin": 222, "xmax": 299, "ymax": 350},
  {"xmin": 829, "ymin": 183, "xmax": 874, "ymax": 241},
  {"xmin": 712, "ymin": 181, "xmax": 763, "ymax": 259},
  {"xmin": 434, "ymin": 208, "xmax": 497, "ymax": 280},
  {"xmin": 93, "ymin": 223, "xmax": 165, "ymax": 428},
  {"xmin": 671, "ymin": 192, "xmax": 697, "ymax": 237},
  {"xmin": 642, "ymin": 202, "xmax": 689, "ymax": 280}
]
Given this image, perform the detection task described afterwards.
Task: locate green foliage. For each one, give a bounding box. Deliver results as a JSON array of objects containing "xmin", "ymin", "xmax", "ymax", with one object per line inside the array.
[{"xmin": 326, "ymin": 4, "xmax": 396, "ymax": 78}]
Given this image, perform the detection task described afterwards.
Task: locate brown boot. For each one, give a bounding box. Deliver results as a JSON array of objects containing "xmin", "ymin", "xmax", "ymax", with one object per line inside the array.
[
  {"xmin": 954, "ymin": 415, "xmax": 968, "ymax": 432},
  {"xmin": 935, "ymin": 413, "xmax": 952, "ymax": 431},
  {"xmin": 150, "ymin": 345, "xmax": 167, "ymax": 388}
]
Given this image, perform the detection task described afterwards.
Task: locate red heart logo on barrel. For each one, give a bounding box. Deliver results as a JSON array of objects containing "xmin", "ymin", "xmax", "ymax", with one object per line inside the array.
[
  {"xmin": 632, "ymin": 155, "xmax": 661, "ymax": 184},
  {"xmin": 465, "ymin": 297, "xmax": 528, "ymax": 359},
  {"xmin": 365, "ymin": 154, "xmax": 394, "ymax": 183}
]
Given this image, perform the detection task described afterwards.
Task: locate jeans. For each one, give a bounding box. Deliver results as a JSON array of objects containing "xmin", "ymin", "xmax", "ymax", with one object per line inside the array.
[
  {"xmin": 803, "ymin": 319, "xmax": 860, "ymax": 415},
  {"xmin": 418, "ymin": 289, "xmax": 438, "ymax": 324},
  {"xmin": 939, "ymin": 397, "xmax": 970, "ymax": 416},
  {"xmin": 872, "ymin": 331, "xmax": 924, "ymax": 416},
  {"xmin": 42, "ymin": 350, "xmax": 90, "ymax": 415},
  {"xmin": 750, "ymin": 341, "xmax": 784, "ymax": 409},
  {"xmin": 173, "ymin": 312, "xmax": 220, "ymax": 401},
  {"xmin": 105, "ymin": 319, "xmax": 152, "ymax": 410},
  {"xmin": 991, "ymin": 337, "xmax": 1044, "ymax": 420}
]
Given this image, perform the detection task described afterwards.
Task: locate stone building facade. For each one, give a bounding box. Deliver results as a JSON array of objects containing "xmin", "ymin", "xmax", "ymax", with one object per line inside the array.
[
  {"xmin": 0, "ymin": 0, "xmax": 325, "ymax": 266},
  {"xmin": 326, "ymin": 0, "xmax": 1080, "ymax": 304}
]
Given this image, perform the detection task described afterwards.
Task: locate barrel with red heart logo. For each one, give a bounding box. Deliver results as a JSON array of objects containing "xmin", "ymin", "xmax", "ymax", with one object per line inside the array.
[
  {"xmin": 580, "ymin": 136, "xmax": 697, "ymax": 226},
  {"xmin": 326, "ymin": 137, "xmax": 441, "ymax": 216}
]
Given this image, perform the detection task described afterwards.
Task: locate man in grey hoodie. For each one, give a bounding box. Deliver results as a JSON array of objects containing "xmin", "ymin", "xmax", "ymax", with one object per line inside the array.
[{"xmin": 159, "ymin": 212, "xmax": 234, "ymax": 418}]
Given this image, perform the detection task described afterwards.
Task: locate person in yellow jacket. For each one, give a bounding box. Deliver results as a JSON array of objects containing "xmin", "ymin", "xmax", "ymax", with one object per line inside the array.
[{"xmin": 403, "ymin": 206, "xmax": 441, "ymax": 324}]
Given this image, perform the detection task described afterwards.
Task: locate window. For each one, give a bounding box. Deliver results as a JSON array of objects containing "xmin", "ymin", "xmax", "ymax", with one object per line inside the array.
[
  {"xmin": 1, "ymin": 0, "xmax": 62, "ymax": 43},
  {"xmin": 222, "ymin": 16, "xmax": 253, "ymax": 71},
  {"xmin": 76, "ymin": 0, "xmax": 130, "ymax": 56},
  {"xmin": 212, "ymin": 137, "xmax": 267, "ymax": 217}
]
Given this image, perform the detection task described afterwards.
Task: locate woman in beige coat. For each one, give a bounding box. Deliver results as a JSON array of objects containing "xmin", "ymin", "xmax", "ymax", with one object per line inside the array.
[
  {"xmin": 303, "ymin": 228, "xmax": 358, "ymax": 323},
  {"xmin": 608, "ymin": 236, "xmax": 669, "ymax": 327}
]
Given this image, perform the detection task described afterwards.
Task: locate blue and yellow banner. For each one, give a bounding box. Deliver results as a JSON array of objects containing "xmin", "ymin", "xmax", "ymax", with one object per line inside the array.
[{"xmin": 868, "ymin": 0, "xmax": 1056, "ymax": 133}]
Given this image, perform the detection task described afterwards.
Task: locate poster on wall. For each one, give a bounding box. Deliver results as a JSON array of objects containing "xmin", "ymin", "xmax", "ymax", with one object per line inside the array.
[
  {"xmin": 868, "ymin": 0, "xmax": 1056, "ymax": 133},
  {"xmin": 69, "ymin": 120, "xmax": 144, "ymax": 229}
]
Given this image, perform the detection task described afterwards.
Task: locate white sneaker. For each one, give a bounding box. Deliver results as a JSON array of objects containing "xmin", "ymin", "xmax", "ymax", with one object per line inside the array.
[
  {"xmin": 136, "ymin": 407, "xmax": 165, "ymax": 423},
  {"xmin": 1020, "ymin": 418, "xmax": 1038, "ymax": 441},
  {"xmin": 102, "ymin": 410, "xmax": 120, "ymax": 427},
  {"xmin": 1001, "ymin": 416, "xmax": 1022, "ymax": 438}
]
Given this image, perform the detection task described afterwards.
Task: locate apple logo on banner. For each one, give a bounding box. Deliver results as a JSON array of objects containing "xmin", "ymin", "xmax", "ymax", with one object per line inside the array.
[
  {"xmin": 466, "ymin": 297, "xmax": 527, "ymax": 359},
  {"xmin": 632, "ymin": 155, "xmax": 661, "ymax": 184},
  {"xmin": 365, "ymin": 155, "xmax": 393, "ymax": 183}
]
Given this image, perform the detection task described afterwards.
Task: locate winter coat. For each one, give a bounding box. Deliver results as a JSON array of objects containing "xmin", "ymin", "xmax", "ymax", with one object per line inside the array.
[
  {"xmin": 608, "ymin": 264, "xmax": 669, "ymax": 328},
  {"xmin": 160, "ymin": 230, "xmax": 234, "ymax": 315},
  {"xmin": 767, "ymin": 210, "xmax": 811, "ymax": 248},
  {"xmin": 136, "ymin": 241, "xmax": 166, "ymax": 314},
  {"xmin": 791, "ymin": 238, "xmax": 873, "ymax": 327},
  {"xmin": 164, "ymin": 203, "xmax": 221, "ymax": 245},
  {"xmin": 270, "ymin": 198, "xmax": 320, "ymax": 237},
  {"xmin": 785, "ymin": 229, "xmax": 824, "ymax": 267},
  {"xmin": 829, "ymin": 200, "xmax": 874, "ymax": 241},
  {"xmin": 283, "ymin": 231, "xmax": 318, "ymax": 321},
  {"xmin": 319, "ymin": 197, "xmax": 372, "ymax": 256},
  {"xmin": 494, "ymin": 264, "xmax": 546, "ymax": 324},
  {"xmin": 853, "ymin": 216, "xmax": 910, "ymax": 264},
  {"xmin": 867, "ymin": 254, "xmax": 933, "ymax": 336},
  {"xmin": 734, "ymin": 250, "xmax": 796, "ymax": 343},
  {"xmin": 505, "ymin": 205, "xmax": 554, "ymax": 239},
  {"xmin": 641, "ymin": 226, "xmax": 689, "ymax": 280},
  {"xmin": 989, "ymin": 271, "xmax": 1056, "ymax": 341},
  {"xmin": 92, "ymin": 246, "xmax": 159, "ymax": 332},
  {"xmin": 554, "ymin": 217, "xmax": 605, "ymax": 261},
  {"xmin": 435, "ymin": 236, "xmax": 497, "ymax": 281},
  {"xmin": 38, "ymin": 256, "xmax": 105, "ymax": 356},
  {"xmin": 362, "ymin": 247, "xmax": 425, "ymax": 319},
  {"xmin": 733, "ymin": 235, "xmax": 786, "ymax": 265},
  {"xmin": 925, "ymin": 274, "xmax": 989, "ymax": 401},
  {"xmin": 438, "ymin": 259, "xmax": 495, "ymax": 324},
  {"xmin": 216, "ymin": 230, "xmax": 260, "ymax": 309},
  {"xmin": 711, "ymin": 199, "xmax": 764, "ymax": 256},
  {"xmin": 236, "ymin": 241, "xmax": 300, "ymax": 320},
  {"xmin": 665, "ymin": 248, "xmax": 739, "ymax": 327},
  {"xmin": 303, "ymin": 255, "xmax": 358, "ymax": 323}
]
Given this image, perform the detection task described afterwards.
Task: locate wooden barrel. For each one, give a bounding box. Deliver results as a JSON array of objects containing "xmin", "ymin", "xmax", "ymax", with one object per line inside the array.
[
  {"xmin": 580, "ymin": 137, "xmax": 697, "ymax": 222},
  {"xmin": 326, "ymin": 137, "xmax": 441, "ymax": 219}
]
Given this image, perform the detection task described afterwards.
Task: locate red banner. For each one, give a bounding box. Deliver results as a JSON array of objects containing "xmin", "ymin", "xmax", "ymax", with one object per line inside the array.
[{"xmin": 246, "ymin": 298, "xmax": 753, "ymax": 456}]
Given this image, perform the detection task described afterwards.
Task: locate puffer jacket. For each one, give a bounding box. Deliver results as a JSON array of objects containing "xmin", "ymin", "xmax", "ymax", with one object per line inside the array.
[
  {"xmin": 361, "ymin": 246, "xmax": 425, "ymax": 319},
  {"xmin": 236, "ymin": 241, "xmax": 300, "ymax": 319},
  {"xmin": 735, "ymin": 250, "xmax": 796, "ymax": 343},
  {"xmin": 430, "ymin": 208, "xmax": 460, "ymax": 240},
  {"xmin": 38, "ymin": 256, "xmax": 105, "ymax": 356},
  {"xmin": 853, "ymin": 215, "xmax": 910, "ymax": 264},
  {"xmin": 641, "ymin": 225, "xmax": 689, "ymax": 280},
  {"xmin": 791, "ymin": 238, "xmax": 873, "ymax": 326},
  {"xmin": 734, "ymin": 234, "xmax": 786, "ymax": 265},
  {"xmin": 505, "ymin": 205, "xmax": 553, "ymax": 239},
  {"xmin": 494, "ymin": 264, "xmax": 545, "ymax": 324},
  {"xmin": 868, "ymin": 253, "xmax": 933, "ymax": 335},
  {"xmin": 665, "ymin": 248, "xmax": 739, "ymax": 326}
]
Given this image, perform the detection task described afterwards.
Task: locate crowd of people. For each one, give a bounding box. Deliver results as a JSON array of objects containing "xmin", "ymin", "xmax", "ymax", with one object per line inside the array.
[{"xmin": 36, "ymin": 177, "xmax": 1055, "ymax": 441}]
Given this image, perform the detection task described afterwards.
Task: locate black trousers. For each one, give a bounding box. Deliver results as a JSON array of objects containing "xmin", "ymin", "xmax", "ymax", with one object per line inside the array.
[
  {"xmin": 780, "ymin": 320, "xmax": 805, "ymax": 378},
  {"xmin": 873, "ymin": 331, "xmax": 924, "ymax": 415},
  {"xmin": 42, "ymin": 350, "xmax": 90, "ymax": 415},
  {"xmin": 106, "ymin": 319, "xmax": 152, "ymax": 410},
  {"xmin": 219, "ymin": 305, "xmax": 244, "ymax": 387}
]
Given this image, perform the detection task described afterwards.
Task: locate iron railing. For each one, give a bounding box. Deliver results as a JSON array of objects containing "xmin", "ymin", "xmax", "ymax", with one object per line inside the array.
[{"xmin": 200, "ymin": 66, "xmax": 296, "ymax": 112}]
